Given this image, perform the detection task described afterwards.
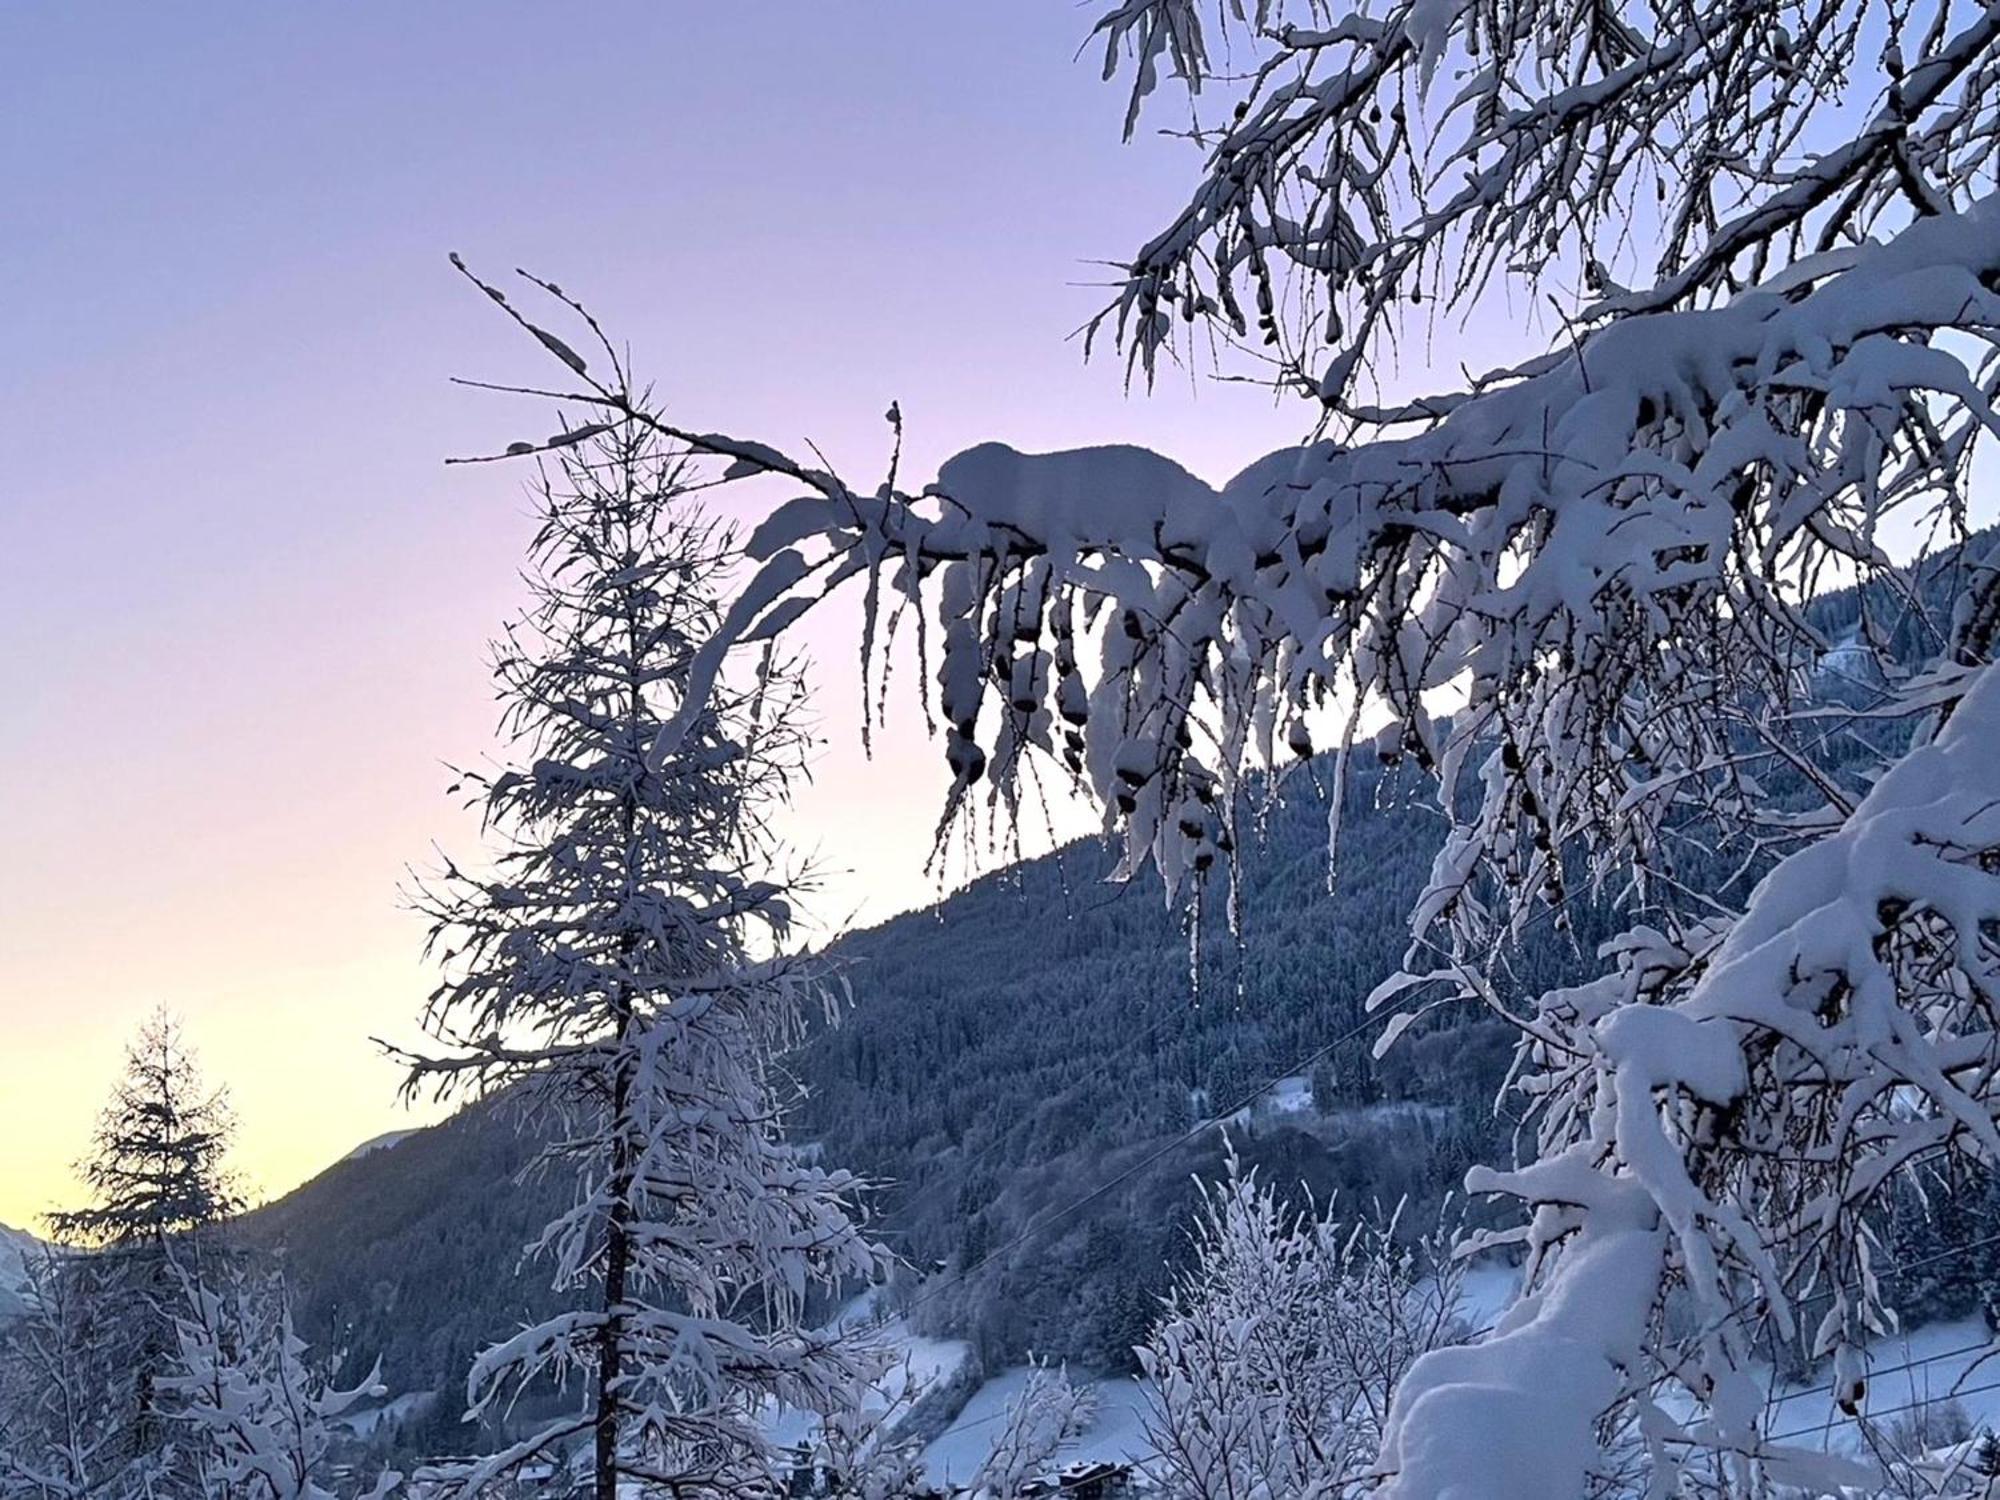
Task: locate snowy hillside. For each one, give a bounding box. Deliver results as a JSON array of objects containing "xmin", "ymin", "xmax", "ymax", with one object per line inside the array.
[{"xmin": 0, "ymin": 1223, "xmax": 44, "ymax": 1320}]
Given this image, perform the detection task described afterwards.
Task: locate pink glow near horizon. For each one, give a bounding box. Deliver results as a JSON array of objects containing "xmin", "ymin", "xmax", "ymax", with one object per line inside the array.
[{"xmin": 0, "ymin": 4, "xmax": 1518, "ymax": 1228}]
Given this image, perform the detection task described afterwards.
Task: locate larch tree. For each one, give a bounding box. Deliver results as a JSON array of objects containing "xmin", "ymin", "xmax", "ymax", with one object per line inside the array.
[
  {"xmin": 444, "ymin": 0, "xmax": 2000, "ymax": 1488},
  {"xmin": 398, "ymin": 398, "xmax": 886, "ymax": 1500},
  {"xmin": 43, "ymin": 1008, "xmax": 241, "ymax": 1496}
]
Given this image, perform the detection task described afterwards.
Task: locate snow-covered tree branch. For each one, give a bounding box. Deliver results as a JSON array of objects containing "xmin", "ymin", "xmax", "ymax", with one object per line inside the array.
[{"xmin": 1089, "ymin": 0, "xmax": 2000, "ymax": 415}]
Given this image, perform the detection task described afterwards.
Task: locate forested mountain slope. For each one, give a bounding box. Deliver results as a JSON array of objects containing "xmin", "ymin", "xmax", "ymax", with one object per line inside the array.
[{"xmin": 791, "ymin": 757, "xmax": 1519, "ymax": 1370}]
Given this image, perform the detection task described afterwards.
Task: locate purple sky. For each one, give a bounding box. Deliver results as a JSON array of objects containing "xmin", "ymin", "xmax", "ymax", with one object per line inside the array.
[{"xmin": 0, "ymin": 5, "xmax": 1502, "ymax": 1225}]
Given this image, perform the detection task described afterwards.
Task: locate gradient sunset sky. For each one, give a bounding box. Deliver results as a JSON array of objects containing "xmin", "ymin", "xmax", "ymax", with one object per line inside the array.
[{"xmin": 0, "ymin": 5, "xmax": 1516, "ymax": 1229}]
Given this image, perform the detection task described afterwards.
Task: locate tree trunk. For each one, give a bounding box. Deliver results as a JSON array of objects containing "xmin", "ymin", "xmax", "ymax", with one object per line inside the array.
[{"xmin": 596, "ymin": 1054, "xmax": 634, "ymax": 1500}]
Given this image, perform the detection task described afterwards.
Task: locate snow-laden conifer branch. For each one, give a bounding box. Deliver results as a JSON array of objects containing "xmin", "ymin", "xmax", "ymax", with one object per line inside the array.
[{"xmin": 574, "ymin": 196, "xmax": 2000, "ymax": 951}]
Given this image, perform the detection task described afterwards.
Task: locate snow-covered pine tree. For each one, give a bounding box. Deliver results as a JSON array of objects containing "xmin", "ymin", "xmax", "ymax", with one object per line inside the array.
[
  {"xmin": 42, "ymin": 1008, "xmax": 240, "ymax": 1495},
  {"xmin": 399, "ymin": 404, "xmax": 886, "ymax": 1500},
  {"xmin": 444, "ymin": 1, "xmax": 2000, "ymax": 1491}
]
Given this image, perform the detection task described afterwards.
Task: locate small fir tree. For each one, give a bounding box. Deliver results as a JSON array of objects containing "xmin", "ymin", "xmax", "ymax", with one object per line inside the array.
[{"xmin": 399, "ymin": 412, "xmax": 885, "ymax": 1499}]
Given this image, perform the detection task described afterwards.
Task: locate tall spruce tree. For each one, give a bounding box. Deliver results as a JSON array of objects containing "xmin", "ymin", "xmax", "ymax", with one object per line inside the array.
[
  {"xmin": 42, "ymin": 1008, "xmax": 240, "ymax": 1495},
  {"xmin": 401, "ymin": 413, "xmax": 885, "ymax": 1499}
]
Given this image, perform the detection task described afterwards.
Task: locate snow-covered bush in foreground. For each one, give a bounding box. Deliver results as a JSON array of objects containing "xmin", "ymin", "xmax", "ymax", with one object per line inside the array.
[
  {"xmin": 0, "ymin": 1249, "xmax": 119, "ymax": 1500},
  {"xmin": 445, "ymin": 0, "xmax": 2000, "ymax": 1491},
  {"xmin": 164, "ymin": 1264, "xmax": 399, "ymax": 1500},
  {"xmin": 1140, "ymin": 1149, "xmax": 1462, "ymax": 1499}
]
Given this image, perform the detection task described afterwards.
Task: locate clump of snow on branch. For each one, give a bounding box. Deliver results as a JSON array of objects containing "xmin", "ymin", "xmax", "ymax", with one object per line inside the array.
[{"xmin": 652, "ymin": 197, "xmax": 2000, "ymax": 956}]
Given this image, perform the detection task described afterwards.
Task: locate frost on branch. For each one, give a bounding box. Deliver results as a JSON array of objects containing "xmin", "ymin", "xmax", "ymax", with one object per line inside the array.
[{"xmin": 0, "ymin": 1249, "xmax": 122, "ymax": 1500}]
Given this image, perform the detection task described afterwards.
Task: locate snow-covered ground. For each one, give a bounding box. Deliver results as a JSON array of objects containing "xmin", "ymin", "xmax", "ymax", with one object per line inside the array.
[
  {"xmin": 353, "ymin": 1256, "xmax": 2000, "ymax": 1473},
  {"xmin": 1767, "ymin": 1312, "xmax": 2000, "ymax": 1452},
  {"xmin": 921, "ymin": 1371, "xmax": 1152, "ymax": 1487}
]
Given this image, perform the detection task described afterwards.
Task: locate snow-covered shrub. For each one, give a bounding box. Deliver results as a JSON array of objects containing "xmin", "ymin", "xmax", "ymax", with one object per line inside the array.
[
  {"xmin": 803, "ymin": 1375, "xmax": 928, "ymax": 1500},
  {"xmin": 0, "ymin": 1248, "xmax": 121, "ymax": 1500},
  {"xmin": 163, "ymin": 1262, "xmax": 398, "ymax": 1500},
  {"xmin": 1139, "ymin": 1148, "xmax": 1462, "ymax": 1499}
]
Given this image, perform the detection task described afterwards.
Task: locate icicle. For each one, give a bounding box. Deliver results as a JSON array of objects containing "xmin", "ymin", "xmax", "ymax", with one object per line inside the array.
[
  {"xmin": 1186, "ymin": 883, "xmax": 1203, "ymax": 1004},
  {"xmin": 1326, "ymin": 742, "xmax": 1348, "ymax": 896}
]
